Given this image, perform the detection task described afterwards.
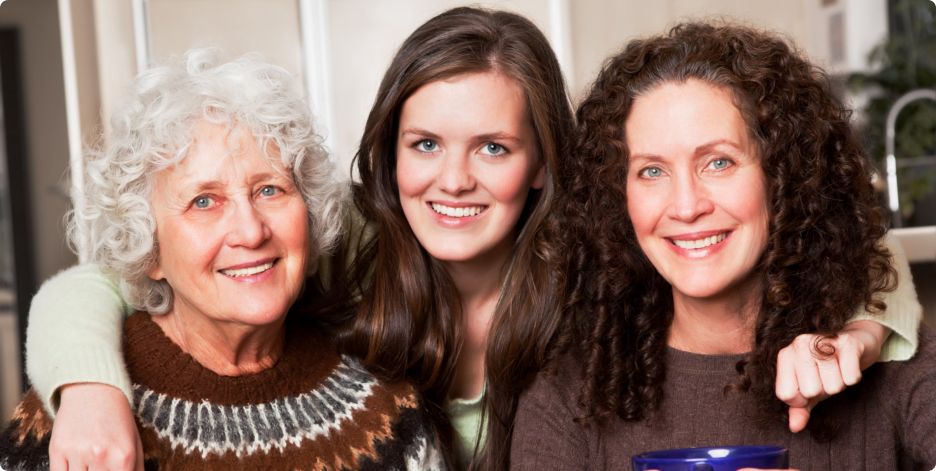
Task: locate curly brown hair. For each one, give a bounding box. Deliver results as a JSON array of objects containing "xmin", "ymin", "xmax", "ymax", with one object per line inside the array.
[{"xmin": 561, "ymin": 22, "xmax": 897, "ymax": 437}]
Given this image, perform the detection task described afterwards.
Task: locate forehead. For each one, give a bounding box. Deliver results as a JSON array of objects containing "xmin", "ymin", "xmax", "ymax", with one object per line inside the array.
[
  {"xmin": 398, "ymin": 71, "xmax": 530, "ymax": 131},
  {"xmin": 158, "ymin": 121, "xmax": 289, "ymax": 186},
  {"xmin": 625, "ymin": 81, "xmax": 759, "ymax": 164}
]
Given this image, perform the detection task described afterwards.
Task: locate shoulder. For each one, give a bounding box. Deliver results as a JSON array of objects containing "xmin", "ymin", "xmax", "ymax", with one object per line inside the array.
[
  {"xmin": 864, "ymin": 323, "xmax": 936, "ymax": 405},
  {"xmin": 512, "ymin": 349, "xmax": 591, "ymax": 470},
  {"xmin": 521, "ymin": 348, "xmax": 585, "ymax": 412},
  {"xmin": 338, "ymin": 356, "xmax": 449, "ymax": 470},
  {"xmin": 0, "ymin": 390, "xmax": 53, "ymax": 471},
  {"xmin": 338, "ymin": 355, "xmax": 429, "ymax": 427},
  {"xmin": 515, "ymin": 348, "xmax": 587, "ymax": 441},
  {"xmin": 873, "ymin": 323, "xmax": 936, "ymax": 378}
]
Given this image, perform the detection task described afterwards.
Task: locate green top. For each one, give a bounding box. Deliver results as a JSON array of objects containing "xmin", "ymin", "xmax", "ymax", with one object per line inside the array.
[{"xmin": 446, "ymin": 389, "xmax": 486, "ymax": 470}]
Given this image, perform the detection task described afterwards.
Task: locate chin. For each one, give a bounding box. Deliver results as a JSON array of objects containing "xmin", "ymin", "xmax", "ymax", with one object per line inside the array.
[
  {"xmin": 423, "ymin": 244, "xmax": 478, "ymax": 262},
  {"xmin": 671, "ymin": 279, "xmax": 729, "ymax": 300},
  {"xmin": 225, "ymin": 302, "xmax": 290, "ymax": 326}
]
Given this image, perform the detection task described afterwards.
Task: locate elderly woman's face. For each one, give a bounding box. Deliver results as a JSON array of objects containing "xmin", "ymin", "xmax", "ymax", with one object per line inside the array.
[
  {"xmin": 148, "ymin": 121, "xmax": 309, "ymax": 327},
  {"xmin": 625, "ymin": 80, "xmax": 769, "ymax": 302}
]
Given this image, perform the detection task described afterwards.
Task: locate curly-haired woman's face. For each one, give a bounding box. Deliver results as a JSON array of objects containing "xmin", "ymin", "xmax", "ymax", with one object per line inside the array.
[
  {"xmin": 625, "ymin": 80, "xmax": 768, "ymax": 303},
  {"xmin": 148, "ymin": 121, "xmax": 309, "ymax": 329},
  {"xmin": 395, "ymin": 72, "xmax": 545, "ymax": 266}
]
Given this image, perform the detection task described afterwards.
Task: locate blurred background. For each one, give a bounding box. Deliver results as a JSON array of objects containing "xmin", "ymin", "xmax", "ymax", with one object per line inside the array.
[{"xmin": 0, "ymin": 0, "xmax": 933, "ymax": 420}]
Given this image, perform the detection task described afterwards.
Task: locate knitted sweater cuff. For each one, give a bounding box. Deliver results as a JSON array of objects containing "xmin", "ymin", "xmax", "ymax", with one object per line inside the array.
[{"xmin": 41, "ymin": 346, "xmax": 134, "ymax": 416}]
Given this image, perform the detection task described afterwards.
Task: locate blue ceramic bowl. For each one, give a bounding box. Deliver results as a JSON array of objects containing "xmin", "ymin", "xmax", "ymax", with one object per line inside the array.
[{"xmin": 632, "ymin": 446, "xmax": 789, "ymax": 471}]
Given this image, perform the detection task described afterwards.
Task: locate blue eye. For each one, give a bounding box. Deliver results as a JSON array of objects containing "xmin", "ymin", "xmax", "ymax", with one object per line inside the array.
[
  {"xmin": 194, "ymin": 196, "xmax": 212, "ymax": 209},
  {"xmin": 711, "ymin": 159, "xmax": 730, "ymax": 170},
  {"xmin": 641, "ymin": 167, "xmax": 663, "ymax": 178},
  {"xmin": 416, "ymin": 140, "xmax": 438, "ymax": 152},
  {"xmin": 260, "ymin": 186, "xmax": 277, "ymax": 197},
  {"xmin": 482, "ymin": 143, "xmax": 505, "ymax": 155}
]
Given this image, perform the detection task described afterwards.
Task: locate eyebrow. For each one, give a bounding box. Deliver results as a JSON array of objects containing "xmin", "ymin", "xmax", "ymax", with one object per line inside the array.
[
  {"xmin": 399, "ymin": 127, "xmax": 521, "ymax": 143},
  {"xmin": 694, "ymin": 139, "xmax": 743, "ymax": 154},
  {"xmin": 181, "ymin": 172, "xmax": 283, "ymax": 193},
  {"xmin": 630, "ymin": 139, "xmax": 744, "ymax": 162},
  {"xmin": 399, "ymin": 127, "xmax": 441, "ymax": 140}
]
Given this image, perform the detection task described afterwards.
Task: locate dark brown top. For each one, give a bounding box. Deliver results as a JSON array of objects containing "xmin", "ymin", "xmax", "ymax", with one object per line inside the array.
[{"xmin": 511, "ymin": 325, "xmax": 936, "ymax": 470}]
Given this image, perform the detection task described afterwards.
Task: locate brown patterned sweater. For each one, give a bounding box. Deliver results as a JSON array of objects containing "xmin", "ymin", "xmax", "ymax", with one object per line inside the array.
[{"xmin": 1, "ymin": 313, "xmax": 447, "ymax": 471}]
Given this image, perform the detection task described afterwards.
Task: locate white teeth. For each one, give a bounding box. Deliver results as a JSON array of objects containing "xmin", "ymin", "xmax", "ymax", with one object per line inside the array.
[
  {"xmin": 672, "ymin": 232, "xmax": 728, "ymax": 250},
  {"xmin": 431, "ymin": 203, "xmax": 486, "ymax": 218},
  {"xmin": 220, "ymin": 261, "xmax": 274, "ymax": 278}
]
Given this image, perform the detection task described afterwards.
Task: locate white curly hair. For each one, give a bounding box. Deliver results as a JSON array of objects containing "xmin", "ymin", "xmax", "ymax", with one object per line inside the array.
[{"xmin": 68, "ymin": 48, "xmax": 347, "ymax": 314}]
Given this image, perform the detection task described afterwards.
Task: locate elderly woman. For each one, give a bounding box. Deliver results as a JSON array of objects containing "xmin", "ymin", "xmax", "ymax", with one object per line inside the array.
[
  {"xmin": 511, "ymin": 23, "xmax": 935, "ymax": 470},
  {"xmin": 0, "ymin": 49, "xmax": 444, "ymax": 471}
]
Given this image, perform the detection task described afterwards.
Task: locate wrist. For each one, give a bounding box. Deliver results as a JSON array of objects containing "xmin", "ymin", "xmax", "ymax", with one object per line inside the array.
[{"xmin": 842, "ymin": 320, "xmax": 888, "ymax": 370}]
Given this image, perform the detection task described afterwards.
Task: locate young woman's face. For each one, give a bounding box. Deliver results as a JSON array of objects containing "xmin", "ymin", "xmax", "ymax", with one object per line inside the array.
[
  {"xmin": 395, "ymin": 72, "xmax": 545, "ymax": 264},
  {"xmin": 625, "ymin": 80, "xmax": 769, "ymax": 302}
]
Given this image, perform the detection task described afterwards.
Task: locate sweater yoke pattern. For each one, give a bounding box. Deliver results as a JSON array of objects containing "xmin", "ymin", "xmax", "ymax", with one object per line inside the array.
[
  {"xmin": 1, "ymin": 313, "xmax": 447, "ymax": 471},
  {"xmin": 132, "ymin": 357, "xmax": 377, "ymax": 459}
]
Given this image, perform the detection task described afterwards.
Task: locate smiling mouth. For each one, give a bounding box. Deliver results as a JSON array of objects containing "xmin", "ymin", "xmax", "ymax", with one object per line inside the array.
[
  {"xmin": 220, "ymin": 260, "xmax": 276, "ymax": 278},
  {"xmin": 430, "ymin": 203, "xmax": 488, "ymax": 218},
  {"xmin": 670, "ymin": 232, "xmax": 729, "ymax": 250}
]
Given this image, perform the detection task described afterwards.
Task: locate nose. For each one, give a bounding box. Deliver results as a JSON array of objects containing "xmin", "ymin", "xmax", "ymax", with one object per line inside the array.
[
  {"xmin": 437, "ymin": 152, "xmax": 475, "ymax": 195},
  {"xmin": 225, "ymin": 199, "xmax": 271, "ymax": 248},
  {"xmin": 666, "ymin": 173, "xmax": 715, "ymax": 223}
]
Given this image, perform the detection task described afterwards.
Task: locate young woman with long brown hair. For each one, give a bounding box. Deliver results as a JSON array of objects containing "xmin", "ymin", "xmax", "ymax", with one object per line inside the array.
[
  {"xmin": 333, "ymin": 7, "xmax": 573, "ymax": 468},
  {"xmin": 20, "ymin": 9, "xmax": 923, "ymax": 471}
]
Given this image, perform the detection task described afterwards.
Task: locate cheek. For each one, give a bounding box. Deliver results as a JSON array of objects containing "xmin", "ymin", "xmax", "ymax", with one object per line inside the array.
[
  {"xmin": 283, "ymin": 201, "xmax": 311, "ymax": 254},
  {"xmin": 489, "ymin": 163, "xmax": 535, "ymax": 210},
  {"xmin": 734, "ymin": 175, "xmax": 770, "ymax": 234},
  {"xmin": 626, "ymin": 182, "xmax": 657, "ymax": 239},
  {"xmin": 153, "ymin": 216, "xmax": 216, "ymax": 281},
  {"xmin": 394, "ymin": 153, "xmax": 430, "ymax": 201}
]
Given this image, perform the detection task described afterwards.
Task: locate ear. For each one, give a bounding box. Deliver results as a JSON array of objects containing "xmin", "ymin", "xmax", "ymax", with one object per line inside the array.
[
  {"xmin": 147, "ymin": 259, "xmax": 165, "ymax": 281},
  {"xmin": 530, "ymin": 162, "xmax": 546, "ymax": 190}
]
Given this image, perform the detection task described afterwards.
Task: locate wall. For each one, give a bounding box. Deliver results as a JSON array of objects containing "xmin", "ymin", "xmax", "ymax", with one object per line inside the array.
[
  {"xmin": 0, "ymin": 0, "xmax": 76, "ymax": 419},
  {"xmin": 0, "ymin": 0, "xmax": 77, "ymax": 285}
]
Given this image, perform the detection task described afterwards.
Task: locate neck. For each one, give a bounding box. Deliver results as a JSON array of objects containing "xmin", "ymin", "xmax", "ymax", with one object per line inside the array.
[
  {"xmin": 151, "ymin": 300, "xmax": 286, "ymax": 376},
  {"xmin": 668, "ymin": 278, "xmax": 761, "ymax": 355},
  {"xmin": 442, "ymin": 236, "xmax": 513, "ymax": 401}
]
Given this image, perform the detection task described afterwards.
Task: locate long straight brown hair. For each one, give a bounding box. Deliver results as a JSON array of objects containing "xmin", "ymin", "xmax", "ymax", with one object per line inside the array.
[{"xmin": 334, "ymin": 7, "xmax": 575, "ymax": 470}]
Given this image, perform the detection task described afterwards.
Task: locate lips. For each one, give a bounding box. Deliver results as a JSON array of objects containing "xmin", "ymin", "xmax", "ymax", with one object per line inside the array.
[
  {"xmin": 219, "ymin": 259, "xmax": 276, "ymax": 278},
  {"xmin": 430, "ymin": 202, "xmax": 488, "ymax": 218},
  {"xmin": 670, "ymin": 231, "xmax": 728, "ymax": 249}
]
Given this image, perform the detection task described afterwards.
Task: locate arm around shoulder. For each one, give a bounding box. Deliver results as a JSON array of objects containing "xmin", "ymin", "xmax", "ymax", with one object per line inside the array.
[
  {"xmin": 849, "ymin": 232, "xmax": 923, "ymax": 362},
  {"xmin": 25, "ymin": 263, "xmax": 133, "ymax": 413}
]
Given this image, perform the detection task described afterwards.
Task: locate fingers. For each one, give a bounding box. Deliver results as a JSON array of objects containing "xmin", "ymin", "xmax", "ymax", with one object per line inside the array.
[
  {"xmin": 134, "ymin": 432, "xmax": 145, "ymax": 471},
  {"xmin": 778, "ymin": 333, "xmax": 865, "ymax": 432},
  {"xmin": 792, "ymin": 338, "xmax": 825, "ymax": 399},
  {"xmin": 834, "ymin": 335, "xmax": 863, "ymax": 386},
  {"xmin": 50, "ymin": 383, "xmax": 141, "ymax": 471},
  {"xmin": 49, "ymin": 451, "xmax": 68, "ymax": 471},
  {"xmin": 814, "ymin": 351, "xmax": 846, "ymax": 396},
  {"xmin": 776, "ymin": 345, "xmax": 805, "ymax": 407},
  {"xmin": 787, "ymin": 405, "xmax": 810, "ymax": 433}
]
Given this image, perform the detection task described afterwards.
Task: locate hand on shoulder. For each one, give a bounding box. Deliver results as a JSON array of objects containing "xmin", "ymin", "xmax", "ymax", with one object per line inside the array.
[{"xmin": 50, "ymin": 383, "xmax": 143, "ymax": 471}]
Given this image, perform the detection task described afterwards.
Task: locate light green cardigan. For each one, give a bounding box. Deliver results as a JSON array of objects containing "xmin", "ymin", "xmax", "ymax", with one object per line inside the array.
[{"xmin": 24, "ymin": 231, "xmax": 923, "ymax": 467}]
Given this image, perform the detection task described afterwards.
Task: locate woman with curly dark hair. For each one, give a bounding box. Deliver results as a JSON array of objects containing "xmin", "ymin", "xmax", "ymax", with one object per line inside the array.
[{"xmin": 511, "ymin": 22, "xmax": 935, "ymax": 470}]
